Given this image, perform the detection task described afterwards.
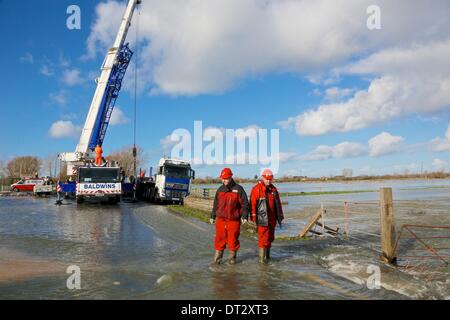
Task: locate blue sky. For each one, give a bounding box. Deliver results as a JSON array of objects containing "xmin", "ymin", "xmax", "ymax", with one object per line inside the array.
[{"xmin": 1, "ymin": 0, "xmax": 449, "ymax": 178}]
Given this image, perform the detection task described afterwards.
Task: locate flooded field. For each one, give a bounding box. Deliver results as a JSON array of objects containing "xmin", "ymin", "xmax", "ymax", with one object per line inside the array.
[{"xmin": 0, "ymin": 179, "xmax": 449, "ymax": 299}]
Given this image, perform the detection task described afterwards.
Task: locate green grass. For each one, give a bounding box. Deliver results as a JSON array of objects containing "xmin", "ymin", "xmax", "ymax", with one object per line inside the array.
[
  {"xmin": 279, "ymin": 190, "xmax": 376, "ymax": 197},
  {"xmin": 167, "ymin": 204, "xmax": 211, "ymax": 223},
  {"xmin": 276, "ymin": 235, "xmax": 311, "ymax": 241}
]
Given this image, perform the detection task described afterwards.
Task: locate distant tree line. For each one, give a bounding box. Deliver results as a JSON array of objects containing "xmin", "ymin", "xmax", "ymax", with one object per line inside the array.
[
  {"xmin": 0, "ymin": 145, "xmax": 148, "ymax": 186},
  {"xmin": 192, "ymin": 171, "xmax": 450, "ymax": 185}
]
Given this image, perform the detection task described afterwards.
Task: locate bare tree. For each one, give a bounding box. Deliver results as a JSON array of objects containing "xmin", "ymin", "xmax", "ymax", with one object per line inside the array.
[
  {"xmin": 59, "ymin": 162, "xmax": 68, "ymax": 182},
  {"xmin": 106, "ymin": 145, "xmax": 147, "ymax": 177},
  {"xmin": 41, "ymin": 153, "xmax": 59, "ymax": 177},
  {"xmin": 6, "ymin": 156, "xmax": 42, "ymax": 178},
  {"xmin": 0, "ymin": 158, "xmax": 6, "ymax": 189},
  {"xmin": 0, "ymin": 157, "xmax": 5, "ymax": 178}
]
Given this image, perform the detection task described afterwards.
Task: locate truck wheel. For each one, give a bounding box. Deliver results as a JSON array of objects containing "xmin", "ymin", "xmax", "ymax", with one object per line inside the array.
[
  {"xmin": 76, "ymin": 196, "xmax": 84, "ymax": 204},
  {"xmin": 151, "ymin": 190, "xmax": 157, "ymax": 203},
  {"xmin": 108, "ymin": 196, "xmax": 120, "ymax": 205}
]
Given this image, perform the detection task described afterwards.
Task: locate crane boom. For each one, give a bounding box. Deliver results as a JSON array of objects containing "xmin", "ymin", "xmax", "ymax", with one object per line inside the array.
[{"xmin": 60, "ymin": 0, "xmax": 140, "ymax": 163}]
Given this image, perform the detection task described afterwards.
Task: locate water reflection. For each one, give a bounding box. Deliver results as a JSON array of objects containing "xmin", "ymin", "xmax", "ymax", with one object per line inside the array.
[
  {"xmin": 0, "ymin": 194, "xmax": 447, "ymax": 299},
  {"xmin": 211, "ymin": 271, "xmax": 241, "ymax": 300}
]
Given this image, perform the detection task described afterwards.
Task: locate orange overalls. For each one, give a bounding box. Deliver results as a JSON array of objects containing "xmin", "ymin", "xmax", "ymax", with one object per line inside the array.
[
  {"xmin": 250, "ymin": 181, "xmax": 284, "ymax": 249},
  {"xmin": 94, "ymin": 145, "xmax": 103, "ymax": 166},
  {"xmin": 211, "ymin": 180, "xmax": 249, "ymax": 252}
]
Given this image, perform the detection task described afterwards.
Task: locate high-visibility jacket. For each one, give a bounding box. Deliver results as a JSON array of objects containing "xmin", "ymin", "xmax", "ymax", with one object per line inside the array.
[
  {"xmin": 211, "ymin": 179, "xmax": 249, "ymax": 221},
  {"xmin": 250, "ymin": 181, "xmax": 284, "ymax": 227}
]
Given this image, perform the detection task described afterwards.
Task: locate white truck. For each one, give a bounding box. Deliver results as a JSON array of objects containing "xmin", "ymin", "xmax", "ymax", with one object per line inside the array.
[
  {"xmin": 136, "ymin": 158, "xmax": 195, "ymax": 204},
  {"xmin": 76, "ymin": 166, "xmax": 122, "ymax": 204},
  {"xmin": 33, "ymin": 185, "xmax": 54, "ymax": 196}
]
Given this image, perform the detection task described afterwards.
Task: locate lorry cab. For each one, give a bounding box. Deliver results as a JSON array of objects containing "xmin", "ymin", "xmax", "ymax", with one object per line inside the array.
[
  {"xmin": 75, "ymin": 166, "xmax": 122, "ymax": 204},
  {"xmin": 155, "ymin": 158, "xmax": 195, "ymax": 204},
  {"xmin": 11, "ymin": 178, "xmax": 45, "ymax": 192}
]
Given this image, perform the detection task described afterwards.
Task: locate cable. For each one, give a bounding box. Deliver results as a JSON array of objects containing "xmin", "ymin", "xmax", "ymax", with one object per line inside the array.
[{"xmin": 132, "ymin": 4, "xmax": 140, "ymax": 179}]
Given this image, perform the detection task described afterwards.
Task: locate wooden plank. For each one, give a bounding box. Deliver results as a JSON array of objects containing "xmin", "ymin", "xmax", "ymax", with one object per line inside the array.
[
  {"xmin": 315, "ymin": 221, "xmax": 340, "ymax": 234},
  {"xmin": 298, "ymin": 209, "xmax": 322, "ymax": 238},
  {"xmin": 380, "ymin": 188, "xmax": 397, "ymax": 264}
]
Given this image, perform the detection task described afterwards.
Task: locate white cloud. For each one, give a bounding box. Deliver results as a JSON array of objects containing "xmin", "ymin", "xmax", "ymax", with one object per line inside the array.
[
  {"xmin": 62, "ymin": 68, "xmax": 84, "ymax": 86},
  {"xmin": 49, "ymin": 121, "xmax": 81, "ymax": 139},
  {"xmin": 278, "ymin": 152, "xmax": 300, "ymax": 163},
  {"xmin": 301, "ymin": 131, "xmax": 404, "ymax": 161},
  {"xmin": 85, "ymin": 0, "xmax": 450, "ymax": 96},
  {"xmin": 83, "ymin": 1, "xmax": 126, "ymax": 61},
  {"xmin": 19, "ymin": 52, "xmax": 34, "ymax": 64},
  {"xmin": 40, "ymin": 65, "xmax": 53, "ymax": 77},
  {"xmin": 432, "ymin": 158, "xmax": 447, "ymax": 171},
  {"xmin": 368, "ymin": 132, "xmax": 404, "ymax": 157},
  {"xmin": 109, "ymin": 107, "xmax": 129, "ymax": 126},
  {"xmin": 49, "ymin": 90, "xmax": 68, "ymax": 106},
  {"xmin": 160, "ymin": 134, "xmax": 178, "ymax": 151},
  {"xmin": 59, "ymin": 52, "xmax": 71, "ymax": 68},
  {"xmin": 281, "ymin": 40, "xmax": 450, "ymax": 136},
  {"xmin": 323, "ymin": 87, "xmax": 354, "ymax": 102},
  {"xmin": 302, "ymin": 142, "xmax": 366, "ymax": 161},
  {"xmin": 430, "ymin": 124, "xmax": 450, "ymax": 152}
]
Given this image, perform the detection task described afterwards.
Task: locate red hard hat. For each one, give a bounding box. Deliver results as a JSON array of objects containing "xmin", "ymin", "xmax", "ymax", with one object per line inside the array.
[
  {"xmin": 220, "ymin": 168, "xmax": 233, "ymax": 179},
  {"xmin": 262, "ymin": 169, "xmax": 274, "ymax": 180}
]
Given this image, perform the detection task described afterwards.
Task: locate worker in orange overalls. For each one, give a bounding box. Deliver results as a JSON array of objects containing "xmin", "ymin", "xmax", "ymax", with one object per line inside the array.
[
  {"xmin": 94, "ymin": 145, "xmax": 103, "ymax": 166},
  {"xmin": 250, "ymin": 169, "xmax": 284, "ymax": 264},
  {"xmin": 210, "ymin": 168, "xmax": 249, "ymax": 264}
]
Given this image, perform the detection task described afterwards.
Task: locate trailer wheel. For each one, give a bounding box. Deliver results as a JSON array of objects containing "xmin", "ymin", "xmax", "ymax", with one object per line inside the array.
[
  {"xmin": 108, "ymin": 196, "xmax": 120, "ymax": 205},
  {"xmin": 76, "ymin": 196, "xmax": 84, "ymax": 204}
]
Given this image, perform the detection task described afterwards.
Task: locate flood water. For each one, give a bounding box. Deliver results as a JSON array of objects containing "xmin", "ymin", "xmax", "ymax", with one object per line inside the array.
[{"xmin": 0, "ymin": 179, "xmax": 449, "ymax": 299}]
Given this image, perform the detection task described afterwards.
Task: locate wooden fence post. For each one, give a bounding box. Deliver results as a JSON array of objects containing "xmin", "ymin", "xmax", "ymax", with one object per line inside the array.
[{"xmin": 379, "ymin": 188, "xmax": 397, "ymax": 264}]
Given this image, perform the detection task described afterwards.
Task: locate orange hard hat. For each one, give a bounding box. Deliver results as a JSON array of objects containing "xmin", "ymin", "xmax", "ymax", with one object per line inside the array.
[
  {"xmin": 262, "ymin": 169, "xmax": 274, "ymax": 180},
  {"xmin": 220, "ymin": 168, "xmax": 233, "ymax": 179}
]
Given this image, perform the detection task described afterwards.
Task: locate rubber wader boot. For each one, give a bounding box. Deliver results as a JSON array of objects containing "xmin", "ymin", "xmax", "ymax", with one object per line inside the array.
[
  {"xmin": 266, "ymin": 247, "xmax": 271, "ymax": 260},
  {"xmin": 229, "ymin": 251, "xmax": 237, "ymax": 264},
  {"xmin": 214, "ymin": 250, "xmax": 224, "ymax": 264},
  {"xmin": 259, "ymin": 248, "xmax": 268, "ymax": 264}
]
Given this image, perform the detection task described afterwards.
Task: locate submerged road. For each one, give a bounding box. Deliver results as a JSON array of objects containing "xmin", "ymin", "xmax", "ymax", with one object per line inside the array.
[{"xmin": 0, "ymin": 197, "xmax": 409, "ymax": 299}]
